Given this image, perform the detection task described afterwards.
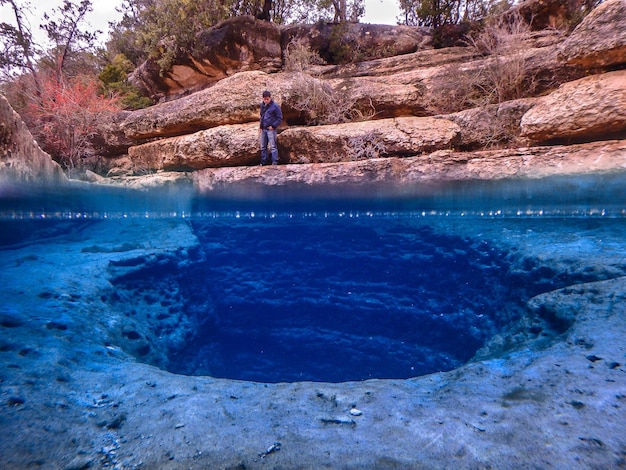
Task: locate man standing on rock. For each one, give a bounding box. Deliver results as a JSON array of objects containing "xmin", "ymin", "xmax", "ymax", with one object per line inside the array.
[{"xmin": 259, "ymin": 90, "xmax": 283, "ymax": 165}]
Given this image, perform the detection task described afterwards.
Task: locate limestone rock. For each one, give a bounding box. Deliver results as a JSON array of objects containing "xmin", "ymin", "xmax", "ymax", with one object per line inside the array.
[
  {"xmin": 193, "ymin": 139, "xmax": 626, "ymax": 191},
  {"xmin": 106, "ymin": 171, "xmax": 194, "ymax": 190},
  {"xmin": 122, "ymin": 70, "xmax": 434, "ymax": 140},
  {"xmin": 128, "ymin": 123, "xmax": 260, "ymax": 172},
  {"xmin": 520, "ymin": 70, "xmax": 626, "ymax": 143},
  {"xmin": 319, "ymin": 30, "xmax": 562, "ymax": 80},
  {"xmin": 0, "ymin": 94, "xmax": 67, "ymax": 186},
  {"xmin": 90, "ymin": 111, "xmax": 138, "ymax": 157},
  {"xmin": 123, "ymin": 71, "xmax": 274, "ymax": 140},
  {"xmin": 324, "ymin": 40, "xmax": 576, "ymax": 120},
  {"xmin": 130, "ymin": 16, "xmax": 282, "ymax": 101},
  {"xmin": 327, "ymin": 75, "xmax": 427, "ymax": 119},
  {"xmin": 509, "ymin": 0, "xmax": 590, "ymax": 30},
  {"xmin": 122, "ymin": 34, "xmax": 584, "ymax": 142},
  {"xmin": 558, "ymin": 0, "xmax": 626, "ymax": 68},
  {"xmin": 279, "ymin": 117, "xmax": 460, "ymax": 164},
  {"xmin": 281, "ymin": 23, "xmax": 432, "ymax": 64},
  {"xmin": 127, "ymin": 117, "xmax": 459, "ymax": 172},
  {"xmin": 195, "ymin": 16, "xmax": 282, "ymax": 73},
  {"xmin": 440, "ymin": 98, "xmax": 539, "ymax": 149},
  {"xmin": 103, "ymin": 155, "xmax": 134, "ymax": 177}
]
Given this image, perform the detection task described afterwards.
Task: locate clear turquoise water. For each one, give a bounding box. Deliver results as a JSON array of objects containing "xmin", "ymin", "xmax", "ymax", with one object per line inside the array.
[{"xmin": 1, "ymin": 174, "xmax": 625, "ymax": 382}]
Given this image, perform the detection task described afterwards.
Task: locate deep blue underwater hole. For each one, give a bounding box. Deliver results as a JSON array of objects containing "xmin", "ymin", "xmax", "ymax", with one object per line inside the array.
[{"xmin": 148, "ymin": 217, "xmax": 526, "ymax": 383}]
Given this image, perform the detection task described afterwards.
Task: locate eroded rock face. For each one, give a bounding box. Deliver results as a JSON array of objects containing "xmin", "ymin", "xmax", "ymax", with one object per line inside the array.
[
  {"xmin": 122, "ymin": 70, "xmax": 432, "ymax": 141},
  {"xmin": 281, "ymin": 22, "xmax": 432, "ymax": 64},
  {"xmin": 0, "ymin": 94, "xmax": 67, "ymax": 186},
  {"xmin": 558, "ymin": 0, "xmax": 626, "ymax": 68},
  {"xmin": 123, "ymin": 71, "xmax": 274, "ymax": 140},
  {"xmin": 510, "ymin": 0, "xmax": 590, "ymax": 30},
  {"xmin": 440, "ymin": 98, "xmax": 538, "ymax": 150},
  {"xmin": 125, "ymin": 117, "xmax": 459, "ymax": 173},
  {"xmin": 192, "ymin": 140, "xmax": 626, "ymax": 191},
  {"xmin": 128, "ymin": 123, "xmax": 260, "ymax": 172},
  {"xmin": 279, "ymin": 117, "xmax": 460, "ymax": 163},
  {"xmin": 327, "ymin": 75, "xmax": 427, "ymax": 118},
  {"xmin": 520, "ymin": 70, "xmax": 626, "ymax": 143},
  {"xmin": 129, "ymin": 18, "xmax": 432, "ymax": 103},
  {"xmin": 90, "ymin": 111, "xmax": 138, "ymax": 158},
  {"xmin": 130, "ymin": 16, "xmax": 282, "ymax": 101}
]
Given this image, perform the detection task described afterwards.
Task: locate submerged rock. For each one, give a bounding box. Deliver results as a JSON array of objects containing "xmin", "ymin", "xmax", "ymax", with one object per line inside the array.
[{"xmin": 1, "ymin": 214, "xmax": 626, "ymax": 469}]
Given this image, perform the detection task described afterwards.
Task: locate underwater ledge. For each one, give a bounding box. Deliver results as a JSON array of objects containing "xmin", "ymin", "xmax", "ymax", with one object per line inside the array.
[
  {"xmin": 0, "ymin": 204, "xmax": 626, "ymax": 469},
  {"xmin": 1, "ymin": 178, "xmax": 626, "ymax": 468}
]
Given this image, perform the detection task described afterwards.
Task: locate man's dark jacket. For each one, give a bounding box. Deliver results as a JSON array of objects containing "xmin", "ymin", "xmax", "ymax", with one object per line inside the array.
[{"xmin": 260, "ymin": 100, "xmax": 283, "ymax": 129}]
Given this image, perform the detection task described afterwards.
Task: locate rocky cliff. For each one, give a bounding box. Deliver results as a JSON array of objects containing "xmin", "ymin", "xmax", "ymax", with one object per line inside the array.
[
  {"xmin": 93, "ymin": 0, "xmax": 626, "ymax": 193},
  {"xmin": 2, "ymin": 0, "xmax": 626, "ymax": 191},
  {"xmin": 0, "ymin": 95, "xmax": 67, "ymax": 188}
]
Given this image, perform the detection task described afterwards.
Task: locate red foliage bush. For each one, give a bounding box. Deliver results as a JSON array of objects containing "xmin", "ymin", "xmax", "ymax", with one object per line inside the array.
[{"xmin": 21, "ymin": 73, "xmax": 121, "ymax": 173}]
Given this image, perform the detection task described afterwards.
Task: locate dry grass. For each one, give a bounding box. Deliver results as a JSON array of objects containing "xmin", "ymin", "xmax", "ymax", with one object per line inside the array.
[{"xmin": 289, "ymin": 72, "xmax": 375, "ymax": 126}]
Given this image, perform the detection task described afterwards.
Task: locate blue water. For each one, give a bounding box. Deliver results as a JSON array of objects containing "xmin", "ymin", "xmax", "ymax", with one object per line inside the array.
[{"xmin": 2, "ymin": 174, "xmax": 626, "ymax": 383}]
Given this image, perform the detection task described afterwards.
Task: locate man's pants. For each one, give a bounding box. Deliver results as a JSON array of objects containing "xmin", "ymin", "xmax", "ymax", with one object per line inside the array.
[{"xmin": 260, "ymin": 129, "xmax": 278, "ymax": 165}]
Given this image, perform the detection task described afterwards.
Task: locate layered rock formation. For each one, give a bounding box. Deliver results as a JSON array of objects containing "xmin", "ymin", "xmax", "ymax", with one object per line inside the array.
[
  {"xmin": 130, "ymin": 17, "xmax": 431, "ymax": 101},
  {"xmin": 557, "ymin": 0, "xmax": 626, "ymax": 67},
  {"xmin": 3, "ymin": 1, "xmax": 625, "ymax": 190},
  {"xmin": 520, "ymin": 70, "xmax": 626, "ymax": 143},
  {"xmin": 100, "ymin": 0, "xmax": 626, "ymax": 189}
]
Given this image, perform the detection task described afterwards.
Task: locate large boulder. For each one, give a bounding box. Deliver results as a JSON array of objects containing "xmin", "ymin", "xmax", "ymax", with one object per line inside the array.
[
  {"xmin": 508, "ymin": 0, "xmax": 591, "ymax": 30},
  {"xmin": 128, "ymin": 123, "xmax": 260, "ymax": 172},
  {"xmin": 130, "ymin": 16, "xmax": 282, "ymax": 101},
  {"xmin": 558, "ymin": 0, "xmax": 626, "ymax": 68},
  {"xmin": 123, "ymin": 71, "xmax": 275, "ymax": 140},
  {"xmin": 0, "ymin": 94, "xmax": 67, "ymax": 187},
  {"xmin": 90, "ymin": 111, "xmax": 139, "ymax": 158},
  {"xmin": 317, "ymin": 46, "xmax": 480, "ymax": 79},
  {"xmin": 327, "ymin": 75, "xmax": 426, "ymax": 119},
  {"xmin": 278, "ymin": 117, "xmax": 461, "ymax": 163},
  {"xmin": 440, "ymin": 98, "xmax": 538, "ymax": 150},
  {"xmin": 520, "ymin": 70, "xmax": 626, "ymax": 143}
]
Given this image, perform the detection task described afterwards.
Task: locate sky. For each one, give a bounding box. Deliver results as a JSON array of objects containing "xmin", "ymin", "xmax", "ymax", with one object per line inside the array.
[
  {"xmin": 1, "ymin": 0, "xmax": 400, "ymax": 49},
  {"xmin": 362, "ymin": 0, "xmax": 401, "ymax": 25}
]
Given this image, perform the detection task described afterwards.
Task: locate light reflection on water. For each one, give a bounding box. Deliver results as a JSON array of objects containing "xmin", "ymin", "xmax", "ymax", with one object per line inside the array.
[
  {"xmin": 2, "ymin": 173, "xmax": 626, "ymax": 382},
  {"xmin": 1, "ymin": 172, "xmax": 626, "ymax": 220}
]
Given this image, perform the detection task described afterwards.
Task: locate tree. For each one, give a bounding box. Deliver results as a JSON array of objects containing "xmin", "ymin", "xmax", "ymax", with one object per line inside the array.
[
  {"xmin": 1, "ymin": 0, "xmax": 102, "ymax": 90},
  {"xmin": 107, "ymin": 0, "xmax": 230, "ymax": 73},
  {"xmin": 106, "ymin": 0, "xmax": 365, "ymax": 75},
  {"xmin": 398, "ymin": 0, "xmax": 510, "ymax": 27},
  {"xmin": 21, "ymin": 73, "xmax": 121, "ymax": 174},
  {"xmin": 1, "ymin": 0, "xmax": 124, "ymax": 173},
  {"xmin": 0, "ymin": 0, "xmax": 43, "ymax": 96},
  {"xmin": 98, "ymin": 54, "xmax": 152, "ymax": 109},
  {"xmin": 40, "ymin": 0, "xmax": 101, "ymax": 81}
]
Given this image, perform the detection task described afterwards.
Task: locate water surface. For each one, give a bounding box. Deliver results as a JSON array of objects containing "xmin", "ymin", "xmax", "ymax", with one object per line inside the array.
[{"xmin": 2, "ymin": 174, "xmax": 625, "ymax": 383}]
